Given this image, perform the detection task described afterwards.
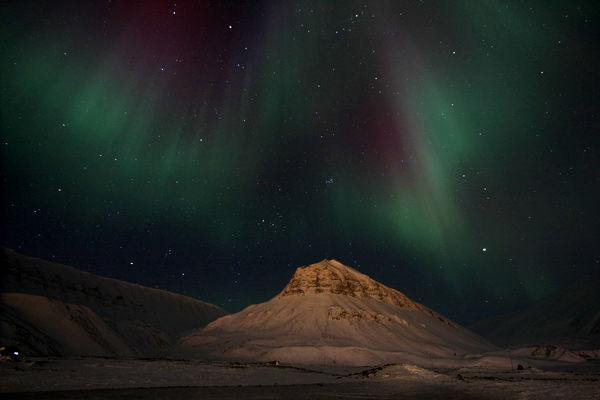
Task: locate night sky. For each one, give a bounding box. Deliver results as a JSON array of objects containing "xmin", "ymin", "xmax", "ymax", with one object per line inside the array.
[{"xmin": 2, "ymin": 1, "xmax": 599, "ymax": 325}]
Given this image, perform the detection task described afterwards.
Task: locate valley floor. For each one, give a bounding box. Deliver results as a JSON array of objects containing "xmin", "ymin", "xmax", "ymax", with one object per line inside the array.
[{"xmin": 2, "ymin": 357, "xmax": 599, "ymax": 399}]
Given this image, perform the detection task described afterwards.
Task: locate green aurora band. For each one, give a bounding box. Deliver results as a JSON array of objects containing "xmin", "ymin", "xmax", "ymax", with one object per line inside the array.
[{"xmin": 2, "ymin": 1, "xmax": 598, "ymax": 316}]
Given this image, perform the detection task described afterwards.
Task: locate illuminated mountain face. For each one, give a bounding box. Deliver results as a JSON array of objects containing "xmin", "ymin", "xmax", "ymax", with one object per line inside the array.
[{"xmin": 175, "ymin": 259, "xmax": 497, "ymax": 366}]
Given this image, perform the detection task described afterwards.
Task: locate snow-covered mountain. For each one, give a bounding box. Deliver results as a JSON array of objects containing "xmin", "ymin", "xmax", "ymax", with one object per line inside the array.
[
  {"xmin": 470, "ymin": 273, "xmax": 600, "ymax": 350},
  {"xmin": 174, "ymin": 259, "xmax": 497, "ymax": 365},
  {"xmin": 0, "ymin": 247, "xmax": 228, "ymax": 357}
]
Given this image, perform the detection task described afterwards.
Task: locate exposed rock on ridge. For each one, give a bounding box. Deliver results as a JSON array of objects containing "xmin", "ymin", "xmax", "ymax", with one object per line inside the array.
[{"xmin": 278, "ymin": 259, "xmax": 450, "ymax": 324}]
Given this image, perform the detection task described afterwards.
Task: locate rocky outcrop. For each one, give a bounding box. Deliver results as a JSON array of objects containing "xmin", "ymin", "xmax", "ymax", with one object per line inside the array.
[{"xmin": 278, "ymin": 259, "xmax": 451, "ymax": 324}]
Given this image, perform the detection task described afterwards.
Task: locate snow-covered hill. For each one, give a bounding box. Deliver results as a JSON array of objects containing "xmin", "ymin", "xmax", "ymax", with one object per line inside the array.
[
  {"xmin": 0, "ymin": 247, "xmax": 228, "ymax": 357},
  {"xmin": 470, "ymin": 273, "xmax": 600, "ymax": 350},
  {"xmin": 174, "ymin": 259, "xmax": 497, "ymax": 365}
]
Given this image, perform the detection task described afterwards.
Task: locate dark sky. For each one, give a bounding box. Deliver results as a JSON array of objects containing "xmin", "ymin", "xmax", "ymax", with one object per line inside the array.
[{"xmin": 2, "ymin": 1, "xmax": 599, "ymax": 325}]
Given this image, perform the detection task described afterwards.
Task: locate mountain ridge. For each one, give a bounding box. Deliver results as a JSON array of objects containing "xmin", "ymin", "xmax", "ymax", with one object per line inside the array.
[
  {"xmin": 470, "ymin": 272, "xmax": 600, "ymax": 350},
  {"xmin": 0, "ymin": 247, "xmax": 228, "ymax": 357},
  {"xmin": 174, "ymin": 259, "xmax": 496, "ymax": 365},
  {"xmin": 278, "ymin": 259, "xmax": 452, "ymax": 324}
]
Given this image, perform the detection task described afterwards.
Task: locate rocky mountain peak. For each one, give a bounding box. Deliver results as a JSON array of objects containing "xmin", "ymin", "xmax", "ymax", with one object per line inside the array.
[{"xmin": 277, "ymin": 259, "xmax": 425, "ymax": 310}]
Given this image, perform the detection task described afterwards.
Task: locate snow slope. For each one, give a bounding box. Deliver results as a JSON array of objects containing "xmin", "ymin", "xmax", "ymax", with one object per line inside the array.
[
  {"xmin": 470, "ymin": 272, "xmax": 600, "ymax": 350},
  {"xmin": 174, "ymin": 259, "xmax": 497, "ymax": 365},
  {"xmin": 0, "ymin": 247, "xmax": 228, "ymax": 357},
  {"xmin": 1, "ymin": 293, "xmax": 139, "ymax": 357}
]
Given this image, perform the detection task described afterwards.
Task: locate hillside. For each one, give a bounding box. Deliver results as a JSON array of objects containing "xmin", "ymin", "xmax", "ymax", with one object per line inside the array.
[
  {"xmin": 174, "ymin": 259, "xmax": 497, "ymax": 365},
  {"xmin": 470, "ymin": 272, "xmax": 600, "ymax": 350},
  {"xmin": 0, "ymin": 247, "xmax": 228, "ymax": 357}
]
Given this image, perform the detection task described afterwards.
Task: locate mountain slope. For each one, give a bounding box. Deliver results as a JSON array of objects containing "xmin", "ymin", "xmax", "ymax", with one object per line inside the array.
[
  {"xmin": 0, "ymin": 247, "xmax": 228, "ymax": 357},
  {"xmin": 1, "ymin": 293, "xmax": 140, "ymax": 357},
  {"xmin": 470, "ymin": 272, "xmax": 600, "ymax": 350},
  {"xmin": 174, "ymin": 259, "xmax": 496, "ymax": 365}
]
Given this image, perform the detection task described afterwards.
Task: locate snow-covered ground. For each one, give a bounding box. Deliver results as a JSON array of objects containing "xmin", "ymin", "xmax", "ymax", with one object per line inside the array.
[{"xmin": 2, "ymin": 357, "xmax": 599, "ymax": 399}]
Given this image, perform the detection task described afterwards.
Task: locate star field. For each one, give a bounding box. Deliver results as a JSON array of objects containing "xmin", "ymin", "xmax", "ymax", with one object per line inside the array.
[{"xmin": 2, "ymin": 1, "xmax": 599, "ymax": 324}]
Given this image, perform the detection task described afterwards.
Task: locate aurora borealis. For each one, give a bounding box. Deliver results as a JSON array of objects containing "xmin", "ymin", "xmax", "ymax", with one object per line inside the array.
[{"xmin": 2, "ymin": 1, "xmax": 599, "ymax": 324}]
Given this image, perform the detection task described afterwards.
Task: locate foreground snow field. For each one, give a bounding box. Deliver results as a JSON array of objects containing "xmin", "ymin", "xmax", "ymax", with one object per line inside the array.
[{"xmin": 2, "ymin": 357, "xmax": 599, "ymax": 399}]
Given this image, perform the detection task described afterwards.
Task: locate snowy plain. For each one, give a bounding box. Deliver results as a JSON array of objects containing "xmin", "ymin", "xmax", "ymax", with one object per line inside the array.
[{"xmin": 2, "ymin": 356, "xmax": 600, "ymax": 399}]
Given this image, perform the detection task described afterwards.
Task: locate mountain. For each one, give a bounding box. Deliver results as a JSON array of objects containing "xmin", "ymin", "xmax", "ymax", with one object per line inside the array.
[
  {"xmin": 470, "ymin": 272, "xmax": 600, "ymax": 350},
  {"xmin": 0, "ymin": 247, "xmax": 228, "ymax": 357},
  {"xmin": 174, "ymin": 259, "xmax": 497, "ymax": 366}
]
